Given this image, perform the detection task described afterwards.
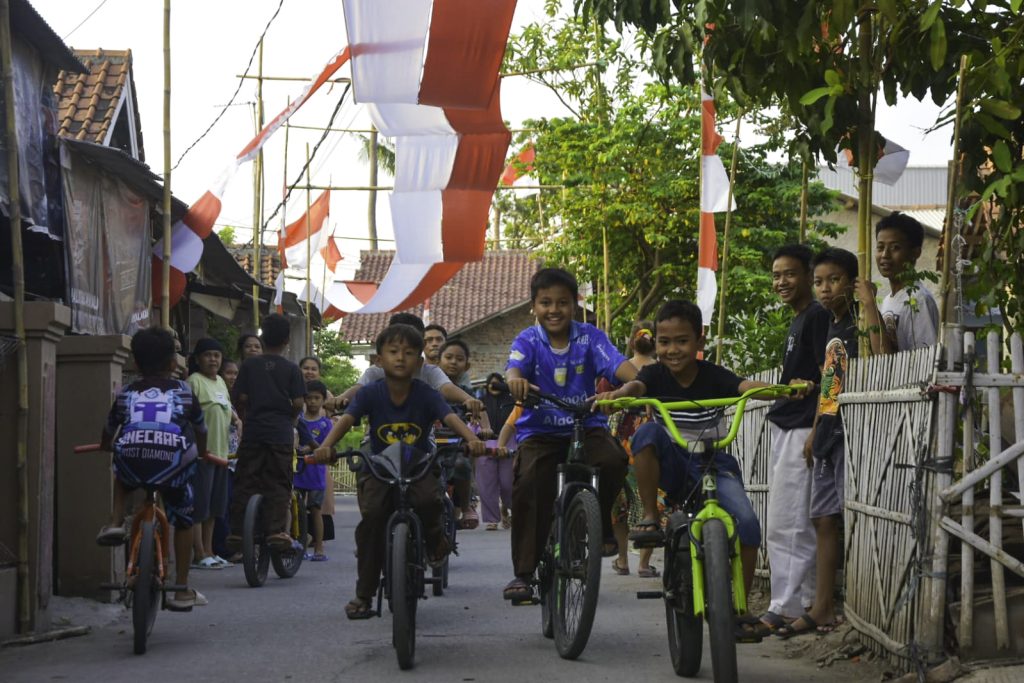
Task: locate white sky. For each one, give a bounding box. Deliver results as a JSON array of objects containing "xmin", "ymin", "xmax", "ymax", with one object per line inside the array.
[{"xmin": 32, "ymin": 0, "xmax": 954, "ymax": 282}]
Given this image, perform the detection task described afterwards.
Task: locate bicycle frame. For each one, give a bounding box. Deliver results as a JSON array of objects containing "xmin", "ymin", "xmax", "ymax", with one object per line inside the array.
[
  {"xmin": 597, "ymin": 384, "xmax": 801, "ymax": 615},
  {"xmin": 127, "ymin": 492, "xmax": 170, "ymax": 586}
]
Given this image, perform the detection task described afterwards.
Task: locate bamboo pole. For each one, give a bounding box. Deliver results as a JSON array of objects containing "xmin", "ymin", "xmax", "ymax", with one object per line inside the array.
[
  {"xmin": 855, "ymin": 11, "xmax": 875, "ymax": 359},
  {"xmin": 251, "ymin": 40, "xmax": 264, "ymax": 328},
  {"xmin": 602, "ymin": 224, "xmax": 610, "ymax": 332},
  {"xmin": 0, "ymin": 0, "xmax": 31, "ymax": 634},
  {"xmin": 1012, "ymin": 334, "xmax": 1024, "ymax": 558},
  {"xmin": 959, "ymin": 331, "xmax": 976, "ymax": 649},
  {"xmin": 798, "ymin": 157, "xmax": 809, "ymax": 244},
  {"xmin": 938, "ymin": 55, "xmax": 970, "ymax": 327},
  {"xmin": 714, "ymin": 115, "xmax": 742, "ymax": 364},
  {"xmin": 280, "ymin": 100, "xmax": 289, "ymax": 309},
  {"xmin": 987, "ymin": 331, "xmax": 1009, "ymax": 649},
  {"xmin": 161, "ymin": 0, "xmax": 171, "ymax": 328},
  {"xmin": 367, "ymin": 125, "xmax": 379, "ymax": 250},
  {"xmin": 305, "ymin": 144, "xmax": 312, "ymax": 357}
]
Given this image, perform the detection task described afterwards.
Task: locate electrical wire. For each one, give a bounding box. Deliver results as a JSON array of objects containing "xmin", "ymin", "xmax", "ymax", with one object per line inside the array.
[
  {"xmin": 62, "ymin": 0, "xmax": 111, "ymax": 40},
  {"xmin": 171, "ymin": 0, "xmax": 286, "ymax": 171}
]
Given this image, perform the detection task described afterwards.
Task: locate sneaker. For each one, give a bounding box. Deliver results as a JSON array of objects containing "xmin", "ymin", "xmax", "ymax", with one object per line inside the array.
[
  {"xmin": 193, "ymin": 556, "xmax": 223, "ymax": 570},
  {"xmin": 212, "ymin": 555, "xmax": 232, "ymax": 567},
  {"xmin": 193, "ymin": 590, "xmax": 208, "ymax": 606}
]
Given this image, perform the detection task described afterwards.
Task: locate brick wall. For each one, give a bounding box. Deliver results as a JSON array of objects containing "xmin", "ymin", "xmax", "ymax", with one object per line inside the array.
[{"xmin": 452, "ymin": 303, "xmax": 533, "ymax": 383}]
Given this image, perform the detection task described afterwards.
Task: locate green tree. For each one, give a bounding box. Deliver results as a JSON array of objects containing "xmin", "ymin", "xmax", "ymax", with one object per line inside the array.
[
  {"xmin": 313, "ymin": 327, "xmax": 360, "ymax": 395},
  {"xmin": 216, "ymin": 225, "xmax": 237, "ymax": 246},
  {"xmin": 501, "ymin": 10, "xmax": 842, "ymax": 373}
]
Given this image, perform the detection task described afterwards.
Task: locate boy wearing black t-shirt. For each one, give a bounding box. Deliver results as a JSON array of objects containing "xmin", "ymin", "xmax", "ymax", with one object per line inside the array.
[
  {"xmin": 312, "ymin": 324, "xmax": 485, "ymax": 620},
  {"xmin": 594, "ymin": 300, "xmax": 808, "ymax": 603},
  {"xmin": 762, "ymin": 244, "xmax": 830, "ymax": 631}
]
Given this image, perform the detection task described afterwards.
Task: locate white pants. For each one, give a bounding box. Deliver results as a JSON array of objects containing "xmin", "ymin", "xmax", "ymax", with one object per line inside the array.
[{"xmin": 766, "ymin": 424, "xmax": 817, "ymax": 617}]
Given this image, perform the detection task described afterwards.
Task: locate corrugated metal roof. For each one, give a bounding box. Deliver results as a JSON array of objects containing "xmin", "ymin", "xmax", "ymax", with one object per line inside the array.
[
  {"xmin": 816, "ymin": 164, "xmax": 948, "ymax": 209},
  {"xmin": 11, "ymin": 0, "xmax": 86, "ymax": 73}
]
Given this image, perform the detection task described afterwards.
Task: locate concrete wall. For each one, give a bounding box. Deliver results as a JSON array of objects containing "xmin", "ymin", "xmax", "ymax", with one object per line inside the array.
[
  {"xmin": 451, "ymin": 304, "xmax": 535, "ymax": 383},
  {"xmin": 0, "ymin": 302, "xmax": 71, "ymax": 636}
]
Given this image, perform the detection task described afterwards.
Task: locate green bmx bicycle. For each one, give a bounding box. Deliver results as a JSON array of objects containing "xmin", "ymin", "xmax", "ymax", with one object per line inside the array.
[{"xmin": 597, "ymin": 384, "xmax": 801, "ymax": 682}]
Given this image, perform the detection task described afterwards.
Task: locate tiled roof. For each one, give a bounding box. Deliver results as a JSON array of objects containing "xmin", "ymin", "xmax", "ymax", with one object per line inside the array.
[
  {"xmin": 53, "ymin": 48, "xmax": 143, "ymax": 160},
  {"xmin": 339, "ymin": 249, "xmax": 542, "ymax": 343}
]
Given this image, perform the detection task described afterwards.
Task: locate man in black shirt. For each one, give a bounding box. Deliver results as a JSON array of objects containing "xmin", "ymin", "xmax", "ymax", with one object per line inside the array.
[
  {"xmin": 761, "ymin": 245, "xmax": 829, "ymax": 633},
  {"xmin": 227, "ymin": 314, "xmax": 306, "ymax": 552}
]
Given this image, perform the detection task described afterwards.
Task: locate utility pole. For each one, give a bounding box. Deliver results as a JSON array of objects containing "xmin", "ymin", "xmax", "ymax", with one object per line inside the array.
[
  {"xmin": 367, "ymin": 125, "xmax": 379, "ymax": 249},
  {"xmin": 161, "ymin": 0, "xmax": 171, "ymax": 328},
  {"xmin": 251, "ymin": 39, "xmax": 264, "ymax": 327}
]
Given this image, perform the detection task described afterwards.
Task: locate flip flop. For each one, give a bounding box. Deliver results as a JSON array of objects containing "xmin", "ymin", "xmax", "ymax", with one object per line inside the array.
[
  {"xmin": 816, "ymin": 616, "xmax": 844, "ymax": 635},
  {"xmin": 345, "ymin": 598, "xmax": 374, "ymax": 620},
  {"xmin": 628, "ymin": 519, "xmax": 664, "ymax": 547},
  {"xmin": 775, "ymin": 613, "xmax": 819, "ymax": 639},
  {"xmin": 637, "ymin": 565, "xmax": 660, "ymax": 578},
  {"xmin": 735, "ymin": 616, "xmax": 764, "ymax": 643},
  {"xmin": 503, "ymin": 577, "xmax": 533, "ymax": 602},
  {"xmin": 611, "ymin": 558, "xmax": 630, "ymax": 575}
]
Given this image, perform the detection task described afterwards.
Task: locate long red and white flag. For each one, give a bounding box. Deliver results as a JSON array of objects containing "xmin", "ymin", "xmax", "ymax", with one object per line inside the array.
[
  {"xmin": 696, "ymin": 89, "xmax": 733, "ymax": 328},
  {"xmin": 153, "ymin": 47, "xmax": 352, "ymax": 307}
]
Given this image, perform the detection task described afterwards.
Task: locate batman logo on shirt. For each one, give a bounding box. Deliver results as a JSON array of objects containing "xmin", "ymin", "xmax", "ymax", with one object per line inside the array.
[{"xmin": 377, "ymin": 422, "xmax": 423, "ymax": 446}]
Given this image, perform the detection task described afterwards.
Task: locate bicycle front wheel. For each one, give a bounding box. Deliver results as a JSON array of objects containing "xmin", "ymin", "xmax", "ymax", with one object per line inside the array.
[
  {"xmin": 391, "ymin": 521, "xmax": 417, "ymax": 670},
  {"xmin": 242, "ymin": 495, "xmax": 270, "ymax": 587},
  {"xmin": 664, "ymin": 523, "xmax": 702, "ymax": 677},
  {"xmin": 271, "ymin": 493, "xmax": 305, "ymax": 578},
  {"xmin": 132, "ymin": 520, "xmax": 160, "ymax": 655},
  {"xmin": 702, "ymin": 518, "xmax": 738, "ymax": 683},
  {"xmin": 552, "ymin": 489, "xmax": 602, "ymax": 660},
  {"xmin": 538, "ymin": 532, "xmax": 555, "ymax": 639}
]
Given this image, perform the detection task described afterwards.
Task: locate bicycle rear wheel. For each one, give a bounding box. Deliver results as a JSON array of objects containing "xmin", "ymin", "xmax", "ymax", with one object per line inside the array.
[
  {"xmin": 132, "ymin": 520, "xmax": 160, "ymax": 655},
  {"xmin": 702, "ymin": 518, "xmax": 738, "ymax": 683},
  {"xmin": 242, "ymin": 495, "xmax": 270, "ymax": 587},
  {"xmin": 271, "ymin": 493, "xmax": 305, "ymax": 578},
  {"xmin": 391, "ymin": 522, "xmax": 417, "ymax": 670},
  {"xmin": 552, "ymin": 489, "xmax": 602, "ymax": 660},
  {"xmin": 664, "ymin": 521, "xmax": 703, "ymax": 677},
  {"xmin": 538, "ymin": 537, "xmax": 554, "ymax": 639}
]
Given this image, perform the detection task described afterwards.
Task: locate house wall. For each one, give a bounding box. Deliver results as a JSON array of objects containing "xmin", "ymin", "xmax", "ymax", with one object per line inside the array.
[{"xmin": 451, "ymin": 304, "xmax": 535, "ymax": 383}]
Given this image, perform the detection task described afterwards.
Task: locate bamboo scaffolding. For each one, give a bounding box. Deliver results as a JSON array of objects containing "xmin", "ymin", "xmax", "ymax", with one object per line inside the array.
[
  {"xmin": 367, "ymin": 125, "xmax": 378, "ymax": 250},
  {"xmin": 798, "ymin": 157, "xmax": 809, "ymax": 244},
  {"xmin": 1012, "ymin": 335, "xmax": 1024, "ymax": 566},
  {"xmin": 986, "ymin": 331, "xmax": 1009, "ymax": 649},
  {"xmin": 714, "ymin": 115, "xmax": 742, "ymax": 363},
  {"xmin": 938, "ymin": 56, "xmax": 970, "ymax": 326},
  {"xmin": 0, "ymin": 0, "xmax": 30, "ymax": 634},
  {"xmin": 251, "ymin": 41, "xmax": 265, "ymax": 327},
  {"xmin": 305, "ymin": 144, "xmax": 312, "ymax": 356},
  {"xmin": 960, "ymin": 331, "xmax": 977, "ymax": 649}
]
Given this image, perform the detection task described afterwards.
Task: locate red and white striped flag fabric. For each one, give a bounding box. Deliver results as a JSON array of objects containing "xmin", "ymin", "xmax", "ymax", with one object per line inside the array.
[
  {"xmin": 153, "ymin": 47, "xmax": 352, "ymax": 307},
  {"xmin": 279, "ymin": 190, "xmax": 330, "ymax": 271},
  {"xmin": 329, "ymin": 0, "xmax": 516, "ymax": 314},
  {"xmin": 695, "ymin": 89, "xmax": 733, "ymax": 328},
  {"xmin": 500, "ymin": 144, "xmax": 536, "ymax": 186}
]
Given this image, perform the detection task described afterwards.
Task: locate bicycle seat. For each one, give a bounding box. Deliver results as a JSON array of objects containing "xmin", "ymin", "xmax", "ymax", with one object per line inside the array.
[{"xmin": 368, "ymin": 443, "xmax": 434, "ymax": 481}]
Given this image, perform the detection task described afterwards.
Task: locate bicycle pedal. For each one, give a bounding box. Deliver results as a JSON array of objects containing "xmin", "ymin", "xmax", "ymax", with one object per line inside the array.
[
  {"xmin": 636, "ymin": 590, "xmax": 664, "ymax": 600},
  {"xmin": 631, "ymin": 540, "xmax": 665, "ymax": 550},
  {"xmin": 163, "ymin": 584, "xmax": 188, "ymax": 592},
  {"xmin": 510, "ymin": 597, "xmax": 540, "ymax": 606}
]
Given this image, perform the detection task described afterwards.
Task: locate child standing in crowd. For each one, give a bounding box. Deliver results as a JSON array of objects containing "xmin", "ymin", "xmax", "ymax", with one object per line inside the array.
[
  {"xmin": 438, "ymin": 339, "xmax": 480, "ymax": 529},
  {"xmin": 297, "ymin": 355, "xmax": 336, "ymax": 538},
  {"xmin": 295, "ymin": 380, "xmax": 332, "ymax": 561},
  {"xmin": 187, "ymin": 338, "xmax": 234, "ymax": 569},
  {"xmin": 237, "ymin": 332, "xmax": 263, "ymax": 361},
  {"xmin": 213, "ymin": 358, "xmax": 241, "ymax": 561},
  {"xmin": 857, "ymin": 212, "xmax": 940, "ymax": 353},
  {"xmin": 777, "ymin": 247, "xmax": 858, "ymax": 638},
  {"xmin": 227, "ymin": 314, "xmax": 306, "ymax": 552},
  {"xmin": 98, "ymin": 328, "xmax": 209, "ymax": 610},
  {"xmin": 502, "ymin": 267, "xmax": 636, "ymax": 602},
  {"xmin": 480, "ymin": 373, "xmax": 515, "ymax": 530},
  {"xmin": 761, "ymin": 244, "xmax": 830, "ymax": 634},
  {"xmin": 312, "ymin": 323, "xmax": 485, "ymax": 619}
]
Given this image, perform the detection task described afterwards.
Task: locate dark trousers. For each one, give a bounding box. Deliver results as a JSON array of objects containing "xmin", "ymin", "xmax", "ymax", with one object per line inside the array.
[
  {"xmin": 229, "ymin": 442, "xmax": 294, "ymax": 536},
  {"xmin": 511, "ymin": 429, "xmax": 626, "ymax": 577},
  {"xmin": 355, "ymin": 473, "xmax": 443, "ymax": 600}
]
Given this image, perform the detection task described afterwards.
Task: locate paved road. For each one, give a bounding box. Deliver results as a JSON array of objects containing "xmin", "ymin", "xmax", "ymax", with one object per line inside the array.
[{"xmin": 2, "ymin": 497, "xmax": 880, "ymax": 682}]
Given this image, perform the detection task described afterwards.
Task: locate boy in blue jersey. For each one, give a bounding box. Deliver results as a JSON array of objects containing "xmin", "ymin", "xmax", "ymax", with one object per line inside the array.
[
  {"xmin": 295, "ymin": 380, "xmax": 332, "ymax": 561},
  {"xmin": 312, "ymin": 324, "xmax": 485, "ymax": 619},
  {"xmin": 502, "ymin": 268, "xmax": 637, "ymax": 602}
]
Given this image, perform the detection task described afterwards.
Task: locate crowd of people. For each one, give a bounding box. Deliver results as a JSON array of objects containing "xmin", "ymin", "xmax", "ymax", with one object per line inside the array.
[{"xmin": 96, "ymin": 211, "xmax": 938, "ymax": 635}]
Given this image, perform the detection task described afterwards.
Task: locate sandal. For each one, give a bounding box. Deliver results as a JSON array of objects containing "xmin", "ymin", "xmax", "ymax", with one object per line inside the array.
[
  {"xmin": 95, "ymin": 525, "xmax": 126, "ymax": 546},
  {"xmin": 628, "ymin": 519, "xmax": 664, "ymax": 547},
  {"xmin": 485, "ymin": 522, "xmax": 499, "ymax": 531},
  {"xmin": 345, "ymin": 598, "xmax": 374, "ymax": 620},
  {"xmin": 459, "ymin": 508, "xmax": 479, "ymax": 530},
  {"xmin": 775, "ymin": 613, "xmax": 819, "ymax": 639},
  {"xmin": 166, "ymin": 588, "xmax": 203, "ymax": 612},
  {"xmin": 503, "ymin": 577, "xmax": 533, "ymax": 602},
  {"xmin": 816, "ymin": 615, "xmax": 844, "ymax": 635},
  {"xmin": 735, "ymin": 615, "xmax": 764, "ymax": 643},
  {"xmin": 311, "ymin": 553, "xmax": 329, "ymax": 562},
  {"xmin": 611, "ymin": 558, "xmax": 630, "ymax": 575},
  {"xmin": 637, "ymin": 565, "xmax": 660, "ymax": 578}
]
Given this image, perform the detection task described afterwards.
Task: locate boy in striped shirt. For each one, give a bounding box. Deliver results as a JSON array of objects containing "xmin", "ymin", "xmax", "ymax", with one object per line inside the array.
[{"xmin": 595, "ymin": 299, "xmax": 809, "ymax": 598}]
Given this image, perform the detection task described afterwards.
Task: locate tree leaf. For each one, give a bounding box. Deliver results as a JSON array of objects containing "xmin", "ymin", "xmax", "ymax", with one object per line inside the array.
[
  {"xmin": 824, "ymin": 69, "xmax": 841, "ymax": 87},
  {"xmin": 919, "ymin": 2, "xmax": 941, "ymax": 32},
  {"xmin": 929, "ymin": 19, "xmax": 947, "ymax": 71},
  {"xmin": 979, "ymin": 98, "xmax": 1022, "ymax": 120},
  {"xmin": 800, "ymin": 86, "xmax": 834, "ymax": 106},
  {"xmin": 992, "ymin": 140, "xmax": 1012, "ymax": 173}
]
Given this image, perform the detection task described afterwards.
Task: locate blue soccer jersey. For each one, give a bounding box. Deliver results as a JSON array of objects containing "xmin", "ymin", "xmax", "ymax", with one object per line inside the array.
[{"xmin": 506, "ymin": 321, "xmax": 627, "ymax": 441}]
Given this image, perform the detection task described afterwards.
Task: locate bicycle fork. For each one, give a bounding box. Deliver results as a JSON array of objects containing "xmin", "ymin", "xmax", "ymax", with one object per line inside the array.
[{"xmin": 688, "ymin": 486, "xmax": 746, "ymax": 617}]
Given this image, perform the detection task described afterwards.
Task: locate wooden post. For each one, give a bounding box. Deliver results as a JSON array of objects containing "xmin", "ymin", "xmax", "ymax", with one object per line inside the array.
[
  {"xmin": 938, "ymin": 55, "xmax": 970, "ymax": 326},
  {"xmin": 1012, "ymin": 335, "xmax": 1024, "ymax": 561},
  {"xmin": 161, "ymin": 0, "xmax": 172, "ymax": 328},
  {"xmin": 855, "ymin": 11, "xmax": 876, "ymax": 359},
  {"xmin": 798, "ymin": 157, "xmax": 809, "ymax": 244},
  {"xmin": 715, "ymin": 115, "xmax": 742, "ymax": 364},
  {"xmin": 602, "ymin": 224, "xmax": 610, "ymax": 332},
  {"xmin": 959, "ymin": 332, "xmax": 976, "ymax": 650},
  {"xmin": 251, "ymin": 39, "xmax": 264, "ymax": 328},
  {"xmin": 986, "ymin": 331, "xmax": 1008, "ymax": 649},
  {"xmin": 305, "ymin": 144, "xmax": 312, "ymax": 356},
  {"xmin": 0, "ymin": 0, "xmax": 31, "ymax": 634},
  {"xmin": 367, "ymin": 125, "xmax": 379, "ymax": 250}
]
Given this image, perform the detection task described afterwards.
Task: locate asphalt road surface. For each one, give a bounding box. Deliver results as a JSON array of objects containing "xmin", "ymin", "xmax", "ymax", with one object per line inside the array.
[{"xmin": 2, "ymin": 496, "xmax": 882, "ymax": 682}]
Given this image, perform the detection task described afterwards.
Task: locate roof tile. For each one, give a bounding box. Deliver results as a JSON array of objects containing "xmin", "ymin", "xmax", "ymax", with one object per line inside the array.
[{"xmin": 339, "ymin": 250, "xmax": 541, "ymax": 343}]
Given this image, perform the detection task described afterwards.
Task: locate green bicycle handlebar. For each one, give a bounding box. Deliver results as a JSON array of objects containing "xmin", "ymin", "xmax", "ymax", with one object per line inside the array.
[{"xmin": 595, "ymin": 383, "xmax": 808, "ymax": 451}]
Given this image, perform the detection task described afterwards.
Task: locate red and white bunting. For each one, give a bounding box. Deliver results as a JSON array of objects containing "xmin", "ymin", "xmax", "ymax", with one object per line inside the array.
[
  {"xmin": 696, "ymin": 90, "xmax": 732, "ymax": 327},
  {"xmin": 153, "ymin": 47, "xmax": 352, "ymax": 307}
]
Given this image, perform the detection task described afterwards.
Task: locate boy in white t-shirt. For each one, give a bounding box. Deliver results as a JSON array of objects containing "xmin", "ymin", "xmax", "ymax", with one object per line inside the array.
[{"xmin": 856, "ymin": 212, "xmax": 939, "ymax": 353}]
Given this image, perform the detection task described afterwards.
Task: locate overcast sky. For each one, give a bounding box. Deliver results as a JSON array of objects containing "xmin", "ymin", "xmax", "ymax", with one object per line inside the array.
[{"xmin": 32, "ymin": 0, "xmax": 954, "ymax": 281}]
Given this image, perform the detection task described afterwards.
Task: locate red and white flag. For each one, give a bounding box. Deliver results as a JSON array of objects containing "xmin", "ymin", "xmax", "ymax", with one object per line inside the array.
[
  {"xmin": 695, "ymin": 90, "xmax": 732, "ymax": 328},
  {"xmin": 838, "ymin": 134, "xmax": 910, "ymax": 186},
  {"xmin": 500, "ymin": 144, "xmax": 536, "ymax": 187}
]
